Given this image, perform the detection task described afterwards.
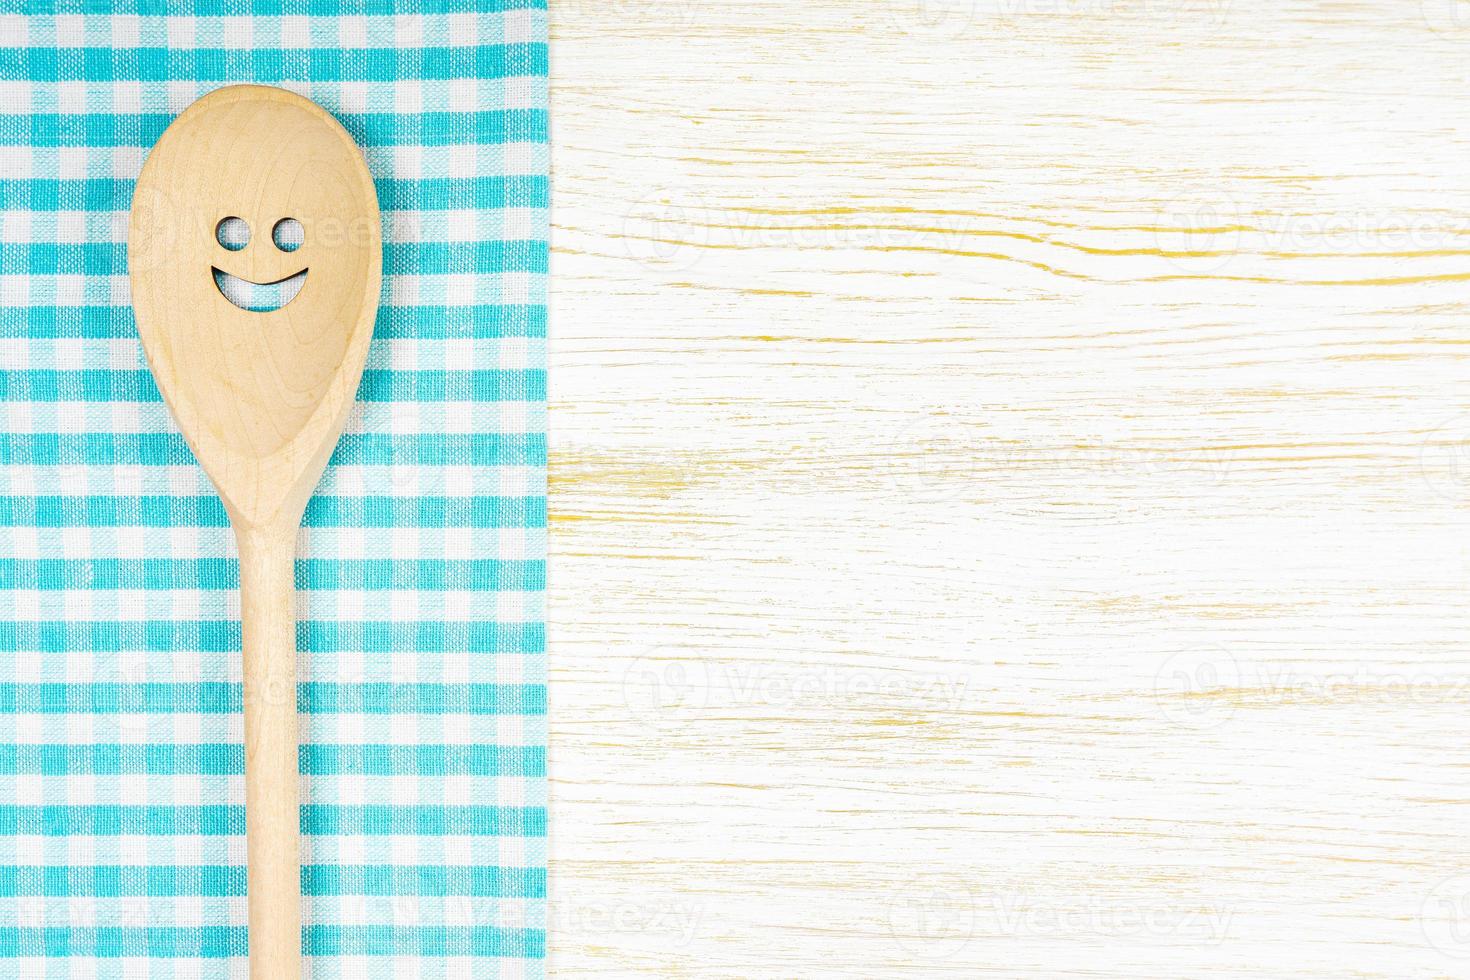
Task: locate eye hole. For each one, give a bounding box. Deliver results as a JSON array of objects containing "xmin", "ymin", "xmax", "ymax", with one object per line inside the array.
[
  {"xmin": 272, "ymin": 218, "xmax": 304, "ymax": 253},
  {"xmin": 215, "ymin": 216, "xmax": 249, "ymax": 251}
]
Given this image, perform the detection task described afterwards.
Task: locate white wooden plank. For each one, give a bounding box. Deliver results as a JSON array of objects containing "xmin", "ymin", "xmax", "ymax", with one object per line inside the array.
[{"xmin": 549, "ymin": 1, "xmax": 1470, "ymax": 975}]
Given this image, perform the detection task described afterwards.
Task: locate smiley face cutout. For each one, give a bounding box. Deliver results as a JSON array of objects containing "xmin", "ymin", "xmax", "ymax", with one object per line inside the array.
[
  {"xmin": 211, "ymin": 215, "xmax": 309, "ymax": 312},
  {"xmin": 130, "ymin": 86, "xmax": 381, "ymax": 518}
]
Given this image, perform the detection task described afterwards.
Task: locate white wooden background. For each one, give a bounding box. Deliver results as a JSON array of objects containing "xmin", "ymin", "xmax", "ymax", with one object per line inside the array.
[{"xmin": 546, "ymin": 1, "xmax": 1470, "ymax": 975}]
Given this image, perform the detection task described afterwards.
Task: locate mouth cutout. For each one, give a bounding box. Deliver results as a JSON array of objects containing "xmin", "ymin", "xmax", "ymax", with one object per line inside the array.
[{"xmin": 211, "ymin": 267, "xmax": 308, "ymax": 313}]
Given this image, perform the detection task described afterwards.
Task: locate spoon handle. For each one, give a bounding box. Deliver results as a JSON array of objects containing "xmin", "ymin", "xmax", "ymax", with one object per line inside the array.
[{"xmin": 237, "ymin": 526, "xmax": 303, "ymax": 979}]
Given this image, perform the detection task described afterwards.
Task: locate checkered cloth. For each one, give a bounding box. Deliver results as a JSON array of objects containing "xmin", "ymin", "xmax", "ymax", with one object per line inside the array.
[{"xmin": 0, "ymin": 3, "xmax": 547, "ymax": 976}]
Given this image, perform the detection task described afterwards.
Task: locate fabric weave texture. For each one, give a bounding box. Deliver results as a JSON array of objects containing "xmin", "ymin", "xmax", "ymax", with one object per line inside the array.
[{"xmin": 0, "ymin": 2, "xmax": 548, "ymax": 976}]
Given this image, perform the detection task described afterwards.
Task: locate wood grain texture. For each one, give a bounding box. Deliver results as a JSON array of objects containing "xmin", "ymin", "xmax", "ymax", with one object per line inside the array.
[{"xmin": 548, "ymin": 2, "xmax": 1470, "ymax": 976}]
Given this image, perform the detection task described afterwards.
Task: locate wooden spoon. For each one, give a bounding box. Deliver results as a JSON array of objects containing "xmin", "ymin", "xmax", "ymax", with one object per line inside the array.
[{"xmin": 128, "ymin": 85, "xmax": 382, "ymax": 979}]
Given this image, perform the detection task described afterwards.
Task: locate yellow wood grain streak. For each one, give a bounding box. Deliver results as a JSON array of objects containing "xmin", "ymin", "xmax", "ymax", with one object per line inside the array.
[{"xmin": 549, "ymin": 1, "xmax": 1470, "ymax": 976}]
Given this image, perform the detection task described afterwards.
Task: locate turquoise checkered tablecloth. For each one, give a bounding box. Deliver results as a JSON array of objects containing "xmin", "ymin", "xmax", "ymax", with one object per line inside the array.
[{"xmin": 0, "ymin": 2, "xmax": 548, "ymax": 975}]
